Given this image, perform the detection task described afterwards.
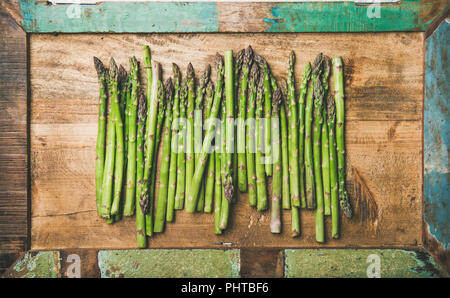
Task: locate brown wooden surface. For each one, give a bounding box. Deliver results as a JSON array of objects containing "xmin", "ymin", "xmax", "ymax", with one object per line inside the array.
[
  {"xmin": 29, "ymin": 33, "xmax": 424, "ymax": 250},
  {"xmin": 0, "ymin": 7, "xmax": 28, "ymax": 255}
]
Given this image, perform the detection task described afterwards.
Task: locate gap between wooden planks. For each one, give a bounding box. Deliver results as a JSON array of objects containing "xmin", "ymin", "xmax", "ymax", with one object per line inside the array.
[{"xmin": 29, "ymin": 33, "xmax": 423, "ymax": 249}]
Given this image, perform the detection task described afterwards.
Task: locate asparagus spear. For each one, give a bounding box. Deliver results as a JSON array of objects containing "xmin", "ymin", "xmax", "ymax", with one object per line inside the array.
[
  {"xmin": 271, "ymin": 88, "xmax": 282, "ymax": 233},
  {"xmin": 246, "ymin": 63, "xmax": 259, "ymax": 207},
  {"xmin": 281, "ymin": 78, "xmax": 299, "ymax": 237},
  {"xmin": 233, "ymin": 50, "xmax": 244, "ymax": 201},
  {"xmin": 194, "ymin": 65, "xmax": 211, "ymax": 212},
  {"xmin": 185, "ymin": 63, "xmax": 196, "ymax": 198},
  {"xmin": 237, "ymin": 46, "xmax": 253, "ymax": 192},
  {"xmin": 305, "ymin": 56, "xmax": 324, "ymax": 210},
  {"xmin": 140, "ymin": 58, "xmax": 161, "ymax": 235},
  {"xmin": 321, "ymin": 56, "xmax": 332, "ymax": 216},
  {"xmin": 186, "ymin": 66, "xmax": 223, "ymax": 213},
  {"xmin": 94, "ymin": 57, "xmax": 107, "ymax": 216},
  {"xmin": 255, "ymin": 76, "xmax": 268, "ymax": 211},
  {"xmin": 146, "ymin": 79, "xmax": 165, "ymax": 235},
  {"xmin": 214, "ymin": 115, "xmax": 223, "ymax": 234},
  {"xmin": 124, "ymin": 57, "xmax": 139, "ymax": 216},
  {"xmin": 271, "ymin": 76, "xmax": 290, "ymax": 210},
  {"xmin": 110, "ymin": 64, "xmax": 126, "ymax": 216},
  {"xmin": 154, "ymin": 79, "xmax": 174, "ymax": 232},
  {"xmin": 298, "ymin": 63, "xmax": 312, "ymax": 209},
  {"xmin": 119, "ymin": 66, "xmax": 128, "ymax": 166},
  {"xmin": 166, "ymin": 64, "xmax": 181, "ymax": 221},
  {"xmin": 312, "ymin": 54, "xmax": 325, "ymax": 243},
  {"xmin": 135, "ymin": 92, "xmax": 147, "ymax": 248},
  {"xmin": 124, "ymin": 74, "xmax": 132, "ymax": 164},
  {"xmin": 219, "ymin": 50, "xmax": 234, "ymax": 230},
  {"xmin": 327, "ymin": 95, "xmax": 340, "ymax": 238},
  {"xmin": 204, "ymin": 81, "xmax": 216, "ymax": 213},
  {"xmin": 254, "ymin": 54, "xmax": 273, "ymax": 177},
  {"xmin": 286, "ymin": 51, "xmax": 300, "ymax": 208},
  {"xmin": 174, "ymin": 80, "xmax": 188, "ymax": 210},
  {"xmin": 333, "ymin": 57, "xmax": 352, "ymax": 218},
  {"xmin": 100, "ymin": 59, "xmax": 118, "ymax": 218}
]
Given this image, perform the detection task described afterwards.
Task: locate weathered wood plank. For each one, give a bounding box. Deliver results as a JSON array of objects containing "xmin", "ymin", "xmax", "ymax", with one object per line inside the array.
[
  {"xmin": 0, "ymin": 7, "xmax": 28, "ymax": 254},
  {"xmin": 30, "ymin": 32, "xmax": 423, "ymax": 249},
  {"xmin": 18, "ymin": 0, "xmax": 449, "ymax": 33},
  {"xmin": 424, "ymin": 20, "xmax": 449, "ymax": 273}
]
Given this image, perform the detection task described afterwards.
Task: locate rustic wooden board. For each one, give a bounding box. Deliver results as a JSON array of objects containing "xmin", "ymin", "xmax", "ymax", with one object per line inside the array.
[
  {"xmin": 0, "ymin": 7, "xmax": 28, "ymax": 254},
  {"xmin": 30, "ymin": 32, "xmax": 424, "ymax": 250}
]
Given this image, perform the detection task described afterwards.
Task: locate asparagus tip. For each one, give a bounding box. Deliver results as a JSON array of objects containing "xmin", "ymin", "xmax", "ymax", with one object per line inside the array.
[
  {"xmin": 272, "ymin": 88, "xmax": 282, "ymax": 111},
  {"xmin": 215, "ymin": 53, "xmax": 224, "ymax": 68},
  {"xmin": 118, "ymin": 64, "xmax": 127, "ymax": 84},
  {"xmin": 249, "ymin": 62, "xmax": 259, "ymax": 84},
  {"xmin": 244, "ymin": 45, "xmax": 254, "ymax": 65},
  {"xmin": 93, "ymin": 57, "xmax": 105, "ymax": 75},
  {"xmin": 224, "ymin": 176, "xmax": 234, "ymax": 203},
  {"xmin": 312, "ymin": 53, "xmax": 324, "ymax": 76},
  {"xmin": 164, "ymin": 77, "xmax": 174, "ymax": 102},
  {"xmin": 322, "ymin": 55, "xmax": 331, "ymax": 78},
  {"xmin": 138, "ymin": 92, "xmax": 147, "ymax": 123},
  {"xmin": 327, "ymin": 94, "xmax": 335, "ymax": 119},
  {"xmin": 109, "ymin": 58, "xmax": 118, "ymax": 79},
  {"xmin": 187, "ymin": 63, "xmax": 194, "ymax": 79}
]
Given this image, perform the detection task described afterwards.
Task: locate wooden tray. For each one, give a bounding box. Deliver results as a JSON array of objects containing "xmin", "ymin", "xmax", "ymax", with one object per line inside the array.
[{"xmin": 30, "ymin": 32, "xmax": 424, "ymax": 250}]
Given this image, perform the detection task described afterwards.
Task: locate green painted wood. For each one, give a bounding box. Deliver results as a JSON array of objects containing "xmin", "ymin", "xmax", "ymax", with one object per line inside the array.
[
  {"xmin": 97, "ymin": 249, "xmax": 240, "ymax": 278},
  {"xmin": 20, "ymin": 0, "xmax": 219, "ymax": 33},
  {"xmin": 284, "ymin": 249, "xmax": 442, "ymax": 278},
  {"xmin": 19, "ymin": 0, "xmax": 448, "ymax": 33},
  {"xmin": 3, "ymin": 251, "xmax": 61, "ymax": 278}
]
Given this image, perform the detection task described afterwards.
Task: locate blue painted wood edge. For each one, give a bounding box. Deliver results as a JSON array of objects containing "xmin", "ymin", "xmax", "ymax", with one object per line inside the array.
[
  {"xmin": 424, "ymin": 20, "xmax": 449, "ymax": 250},
  {"xmin": 19, "ymin": 1, "xmax": 219, "ymax": 33},
  {"xmin": 19, "ymin": 0, "xmax": 449, "ymax": 33}
]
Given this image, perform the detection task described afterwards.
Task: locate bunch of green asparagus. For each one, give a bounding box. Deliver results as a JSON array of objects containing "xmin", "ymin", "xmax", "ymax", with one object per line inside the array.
[{"xmin": 94, "ymin": 45, "xmax": 352, "ymax": 248}]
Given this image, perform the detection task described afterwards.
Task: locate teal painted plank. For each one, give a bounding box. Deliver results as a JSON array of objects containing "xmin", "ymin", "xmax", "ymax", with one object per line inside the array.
[
  {"xmin": 424, "ymin": 21, "xmax": 449, "ymax": 250},
  {"xmin": 19, "ymin": 1, "xmax": 448, "ymax": 33},
  {"xmin": 97, "ymin": 249, "xmax": 240, "ymax": 278},
  {"xmin": 20, "ymin": 1, "xmax": 218, "ymax": 33},
  {"xmin": 4, "ymin": 251, "xmax": 61, "ymax": 278},
  {"xmin": 265, "ymin": 1, "xmax": 445, "ymax": 32},
  {"xmin": 284, "ymin": 249, "xmax": 441, "ymax": 278}
]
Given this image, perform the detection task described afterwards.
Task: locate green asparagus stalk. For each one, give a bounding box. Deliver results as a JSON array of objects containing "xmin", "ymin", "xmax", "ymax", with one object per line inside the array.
[
  {"xmin": 194, "ymin": 65, "xmax": 211, "ymax": 212},
  {"xmin": 256, "ymin": 76, "xmax": 268, "ymax": 211},
  {"xmin": 100, "ymin": 59, "xmax": 118, "ymax": 218},
  {"xmin": 135, "ymin": 92, "xmax": 147, "ymax": 248},
  {"xmin": 333, "ymin": 57, "xmax": 352, "ymax": 218},
  {"xmin": 219, "ymin": 50, "xmax": 234, "ymax": 230},
  {"xmin": 94, "ymin": 57, "xmax": 107, "ymax": 216},
  {"xmin": 186, "ymin": 66, "xmax": 224, "ymax": 213},
  {"xmin": 237, "ymin": 46, "xmax": 253, "ymax": 192},
  {"xmin": 175, "ymin": 80, "xmax": 188, "ymax": 210},
  {"xmin": 254, "ymin": 54, "xmax": 273, "ymax": 177},
  {"xmin": 167, "ymin": 63, "xmax": 181, "ymax": 221},
  {"xmin": 185, "ymin": 63, "xmax": 196, "ymax": 198},
  {"xmin": 146, "ymin": 79, "xmax": 165, "ymax": 235},
  {"xmin": 246, "ymin": 63, "xmax": 259, "ymax": 207},
  {"xmin": 272, "ymin": 76, "xmax": 290, "ymax": 210},
  {"xmin": 298, "ymin": 63, "xmax": 312, "ymax": 209},
  {"xmin": 214, "ymin": 118, "xmax": 223, "ymax": 234},
  {"xmin": 312, "ymin": 54, "xmax": 325, "ymax": 243},
  {"xmin": 280, "ymin": 78, "xmax": 299, "ymax": 236},
  {"xmin": 271, "ymin": 88, "xmax": 282, "ymax": 233},
  {"xmin": 140, "ymin": 57, "xmax": 161, "ymax": 235},
  {"xmin": 327, "ymin": 95, "xmax": 340, "ymax": 238},
  {"xmin": 305, "ymin": 56, "xmax": 324, "ymax": 210},
  {"xmin": 119, "ymin": 66, "xmax": 128, "ymax": 165},
  {"xmin": 233, "ymin": 50, "xmax": 244, "ymax": 202},
  {"xmin": 154, "ymin": 79, "xmax": 174, "ymax": 232},
  {"xmin": 321, "ymin": 56, "xmax": 332, "ymax": 216},
  {"xmin": 286, "ymin": 51, "xmax": 300, "ymax": 207},
  {"xmin": 124, "ymin": 74, "xmax": 132, "ymax": 164},
  {"xmin": 204, "ymin": 81, "xmax": 216, "ymax": 213},
  {"xmin": 124, "ymin": 57, "xmax": 139, "ymax": 216},
  {"xmin": 110, "ymin": 64, "xmax": 126, "ymax": 216}
]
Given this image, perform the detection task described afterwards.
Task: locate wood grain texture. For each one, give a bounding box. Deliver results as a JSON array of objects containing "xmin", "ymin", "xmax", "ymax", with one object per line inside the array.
[
  {"xmin": 30, "ymin": 33, "xmax": 424, "ymax": 249},
  {"xmin": 0, "ymin": 8, "xmax": 28, "ymax": 254}
]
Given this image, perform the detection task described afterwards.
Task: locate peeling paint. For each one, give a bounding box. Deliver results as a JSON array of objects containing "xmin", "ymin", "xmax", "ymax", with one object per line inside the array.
[
  {"xmin": 284, "ymin": 249, "xmax": 441, "ymax": 278},
  {"xmin": 6, "ymin": 251, "xmax": 61, "ymax": 278},
  {"xmin": 424, "ymin": 21, "xmax": 449, "ymax": 250},
  {"xmin": 97, "ymin": 249, "xmax": 240, "ymax": 278}
]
